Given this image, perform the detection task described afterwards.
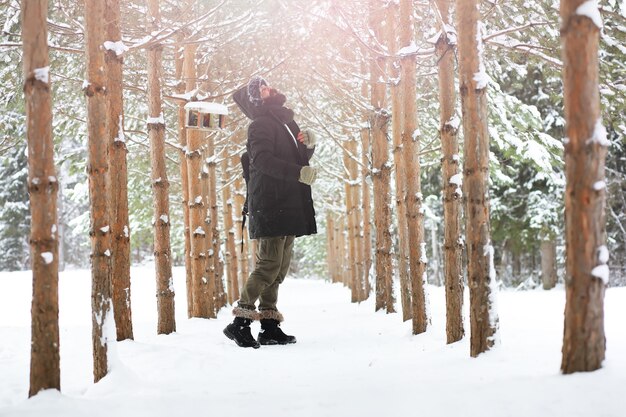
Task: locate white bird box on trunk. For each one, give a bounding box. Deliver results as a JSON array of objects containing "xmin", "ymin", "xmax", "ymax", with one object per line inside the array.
[{"xmin": 184, "ymin": 102, "xmax": 228, "ymax": 130}]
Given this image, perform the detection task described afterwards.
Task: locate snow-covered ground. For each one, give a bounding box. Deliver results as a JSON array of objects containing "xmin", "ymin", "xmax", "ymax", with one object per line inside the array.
[{"xmin": 1, "ymin": 266, "xmax": 625, "ymax": 417}]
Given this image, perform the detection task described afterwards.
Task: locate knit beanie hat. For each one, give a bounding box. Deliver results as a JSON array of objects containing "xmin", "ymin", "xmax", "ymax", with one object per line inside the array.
[{"xmin": 247, "ymin": 76, "xmax": 268, "ymax": 106}]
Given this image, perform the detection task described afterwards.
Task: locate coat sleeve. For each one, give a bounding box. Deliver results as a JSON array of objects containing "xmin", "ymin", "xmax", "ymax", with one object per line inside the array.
[{"xmin": 248, "ymin": 119, "xmax": 302, "ymax": 181}]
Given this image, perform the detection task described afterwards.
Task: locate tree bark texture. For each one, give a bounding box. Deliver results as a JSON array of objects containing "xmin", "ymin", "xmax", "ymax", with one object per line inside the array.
[
  {"xmin": 207, "ymin": 135, "xmax": 226, "ymax": 311},
  {"xmin": 187, "ymin": 129, "xmax": 212, "ymax": 318},
  {"xmin": 105, "ymin": 0, "xmax": 133, "ymax": 342},
  {"xmin": 344, "ymin": 139, "xmax": 363, "ymax": 302},
  {"xmin": 360, "ymin": 127, "xmax": 372, "ymax": 297},
  {"xmin": 369, "ymin": 0, "xmax": 394, "ymax": 313},
  {"xmin": 436, "ymin": 0, "xmax": 464, "ymax": 344},
  {"xmin": 146, "ymin": 0, "xmax": 175, "ymax": 335},
  {"xmin": 387, "ymin": 2, "xmax": 412, "ymax": 321},
  {"xmin": 457, "ymin": 0, "xmax": 498, "ymax": 357},
  {"xmin": 84, "ymin": 0, "xmax": 113, "ymax": 382},
  {"xmin": 560, "ymin": 0, "xmax": 607, "ymax": 374},
  {"xmin": 23, "ymin": 0, "xmax": 61, "ymax": 396},
  {"xmin": 400, "ymin": 0, "xmax": 427, "ymax": 333},
  {"xmin": 201, "ymin": 159, "xmax": 217, "ymax": 316},
  {"xmin": 178, "ymin": 41, "xmax": 195, "ymax": 318},
  {"xmin": 222, "ymin": 154, "xmax": 239, "ymax": 305}
]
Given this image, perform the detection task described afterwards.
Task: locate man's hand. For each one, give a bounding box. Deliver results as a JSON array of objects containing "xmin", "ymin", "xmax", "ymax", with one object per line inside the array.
[
  {"xmin": 297, "ymin": 130, "xmax": 316, "ymax": 149},
  {"xmin": 298, "ymin": 166, "xmax": 318, "ymax": 185}
]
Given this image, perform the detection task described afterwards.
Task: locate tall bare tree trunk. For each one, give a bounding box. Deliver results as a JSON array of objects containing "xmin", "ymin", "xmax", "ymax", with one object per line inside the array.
[
  {"xmin": 201, "ymin": 158, "xmax": 217, "ymax": 316},
  {"xmin": 400, "ymin": 0, "xmax": 427, "ymax": 333},
  {"xmin": 187, "ymin": 130, "xmax": 212, "ymax": 318},
  {"xmin": 178, "ymin": 39, "xmax": 194, "ymax": 318},
  {"xmin": 207, "ymin": 136, "xmax": 226, "ymax": 311},
  {"xmin": 344, "ymin": 139, "xmax": 362, "ymax": 302},
  {"xmin": 369, "ymin": 0, "xmax": 394, "ymax": 313},
  {"xmin": 326, "ymin": 213, "xmax": 336, "ymax": 282},
  {"xmin": 23, "ymin": 0, "xmax": 60, "ymax": 396},
  {"xmin": 147, "ymin": 0, "xmax": 175, "ymax": 334},
  {"xmin": 84, "ymin": 0, "xmax": 113, "ymax": 382},
  {"xmin": 360, "ymin": 127, "xmax": 372, "ymax": 298},
  {"xmin": 387, "ymin": 2, "xmax": 412, "ymax": 321},
  {"xmin": 435, "ymin": 0, "xmax": 464, "ymax": 344},
  {"xmin": 105, "ymin": 0, "xmax": 133, "ymax": 342},
  {"xmin": 560, "ymin": 0, "xmax": 607, "ymax": 374},
  {"xmin": 541, "ymin": 239, "xmax": 557, "ymax": 290},
  {"xmin": 457, "ymin": 0, "xmax": 498, "ymax": 357},
  {"xmin": 222, "ymin": 153, "xmax": 239, "ymax": 304}
]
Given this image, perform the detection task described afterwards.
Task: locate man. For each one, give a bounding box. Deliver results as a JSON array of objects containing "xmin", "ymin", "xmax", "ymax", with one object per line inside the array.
[{"xmin": 224, "ymin": 76, "xmax": 317, "ymax": 349}]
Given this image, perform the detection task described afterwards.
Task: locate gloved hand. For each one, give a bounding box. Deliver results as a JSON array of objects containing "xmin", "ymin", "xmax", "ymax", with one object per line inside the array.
[
  {"xmin": 297, "ymin": 130, "xmax": 316, "ymax": 149},
  {"xmin": 298, "ymin": 166, "xmax": 318, "ymax": 185}
]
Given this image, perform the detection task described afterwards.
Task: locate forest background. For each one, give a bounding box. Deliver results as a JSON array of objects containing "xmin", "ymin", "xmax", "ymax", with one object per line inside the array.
[{"xmin": 1, "ymin": 0, "xmax": 625, "ymax": 288}]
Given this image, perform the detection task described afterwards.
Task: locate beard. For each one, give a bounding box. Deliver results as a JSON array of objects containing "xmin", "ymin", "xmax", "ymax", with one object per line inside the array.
[{"xmin": 263, "ymin": 90, "xmax": 287, "ymax": 106}]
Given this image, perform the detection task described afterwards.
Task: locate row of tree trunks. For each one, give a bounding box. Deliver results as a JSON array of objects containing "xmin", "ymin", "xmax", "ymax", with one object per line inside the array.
[
  {"xmin": 457, "ymin": 0, "xmax": 498, "ymax": 357},
  {"xmin": 22, "ymin": 0, "xmax": 60, "ymax": 397},
  {"xmin": 105, "ymin": 0, "xmax": 133, "ymax": 342},
  {"xmin": 84, "ymin": 0, "xmax": 113, "ymax": 383},
  {"xmin": 399, "ymin": 0, "xmax": 427, "ymax": 333},
  {"xmin": 146, "ymin": 0, "xmax": 175, "ymax": 335},
  {"xmin": 387, "ymin": 2, "xmax": 412, "ymax": 322},
  {"xmin": 560, "ymin": 0, "xmax": 606, "ymax": 374},
  {"xmin": 435, "ymin": 0, "xmax": 464, "ymax": 344}
]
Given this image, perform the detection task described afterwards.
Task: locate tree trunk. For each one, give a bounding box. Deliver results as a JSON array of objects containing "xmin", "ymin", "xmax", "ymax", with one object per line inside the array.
[
  {"xmin": 541, "ymin": 239, "xmax": 558, "ymax": 290},
  {"xmin": 178, "ymin": 41, "xmax": 195, "ymax": 318},
  {"xmin": 207, "ymin": 135, "xmax": 226, "ymax": 311},
  {"xmin": 104, "ymin": 0, "xmax": 133, "ymax": 342},
  {"xmin": 435, "ymin": 0, "xmax": 464, "ymax": 344},
  {"xmin": 457, "ymin": 0, "xmax": 498, "ymax": 357},
  {"xmin": 360, "ymin": 127, "xmax": 372, "ymax": 298},
  {"xmin": 400, "ymin": 0, "xmax": 427, "ymax": 333},
  {"xmin": 201, "ymin": 159, "xmax": 217, "ymax": 316},
  {"xmin": 560, "ymin": 0, "xmax": 607, "ymax": 374},
  {"xmin": 23, "ymin": 0, "xmax": 60, "ymax": 396},
  {"xmin": 369, "ymin": 0, "xmax": 394, "ymax": 313},
  {"xmin": 222, "ymin": 153, "xmax": 239, "ymax": 304},
  {"xmin": 146, "ymin": 0, "xmax": 175, "ymax": 335},
  {"xmin": 84, "ymin": 0, "xmax": 113, "ymax": 382},
  {"xmin": 387, "ymin": 2, "xmax": 412, "ymax": 321},
  {"xmin": 187, "ymin": 129, "xmax": 212, "ymax": 318},
  {"xmin": 344, "ymin": 139, "xmax": 362, "ymax": 302},
  {"xmin": 326, "ymin": 213, "xmax": 336, "ymax": 282}
]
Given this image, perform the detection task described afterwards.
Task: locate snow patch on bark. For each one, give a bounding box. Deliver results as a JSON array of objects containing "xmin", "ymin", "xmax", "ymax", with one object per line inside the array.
[
  {"xmin": 147, "ymin": 113, "xmax": 165, "ymax": 124},
  {"xmin": 103, "ymin": 40, "xmax": 129, "ymax": 56},
  {"xmin": 41, "ymin": 252, "xmax": 53, "ymax": 264},
  {"xmin": 593, "ymin": 180, "xmax": 606, "ymax": 191},
  {"xmin": 34, "ymin": 67, "xmax": 49, "ymax": 84},
  {"xmin": 575, "ymin": 1, "xmax": 603, "ymax": 30},
  {"xmin": 587, "ymin": 119, "xmax": 609, "ymax": 146},
  {"xmin": 591, "ymin": 265, "xmax": 610, "ymax": 285}
]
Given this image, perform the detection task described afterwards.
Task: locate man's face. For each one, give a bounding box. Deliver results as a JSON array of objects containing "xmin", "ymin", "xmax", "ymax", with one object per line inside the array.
[{"xmin": 259, "ymin": 84, "xmax": 272, "ymax": 100}]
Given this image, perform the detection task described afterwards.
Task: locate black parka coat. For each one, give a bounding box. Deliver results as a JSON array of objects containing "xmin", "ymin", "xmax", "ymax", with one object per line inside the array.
[{"xmin": 233, "ymin": 87, "xmax": 317, "ymax": 239}]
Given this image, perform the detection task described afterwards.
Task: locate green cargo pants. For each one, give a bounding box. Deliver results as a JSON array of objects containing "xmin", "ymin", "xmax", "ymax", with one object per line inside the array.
[{"xmin": 238, "ymin": 235, "xmax": 295, "ymax": 314}]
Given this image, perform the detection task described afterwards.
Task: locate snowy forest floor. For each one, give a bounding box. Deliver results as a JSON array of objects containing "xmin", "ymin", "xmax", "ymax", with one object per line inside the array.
[{"xmin": 1, "ymin": 266, "xmax": 625, "ymax": 417}]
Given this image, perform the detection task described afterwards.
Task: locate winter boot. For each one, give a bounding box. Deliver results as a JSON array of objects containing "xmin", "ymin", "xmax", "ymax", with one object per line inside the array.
[
  {"xmin": 224, "ymin": 317, "xmax": 260, "ymax": 349},
  {"xmin": 258, "ymin": 319, "xmax": 297, "ymax": 345}
]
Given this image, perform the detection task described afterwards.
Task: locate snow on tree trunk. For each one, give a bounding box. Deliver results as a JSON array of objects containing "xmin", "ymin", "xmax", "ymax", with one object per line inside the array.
[
  {"xmin": 436, "ymin": 0, "xmax": 464, "ymax": 344},
  {"xmin": 84, "ymin": 0, "xmax": 113, "ymax": 382},
  {"xmin": 187, "ymin": 130, "xmax": 212, "ymax": 318},
  {"xmin": 360, "ymin": 97, "xmax": 372, "ymax": 298},
  {"xmin": 387, "ymin": 1, "xmax": 412, "ymax": 322},
  {"xmin": 147, "ymin": 0, "xmax": 175, "ymax": 335},
  {"xmin": 560, "ymin": 0, "xmax": 607, "ymax": 374},
  {"xmin": 344, "ymin": 138, "xmax": 363, "ymax": 302},
  {"xmin": 456, "ymin": 0, "xmax": 499, "ymax": 357},
  {"xmin": 207, "ymin": 135, "xmax": 226, "ymax": 311},
  {"xmin": 177, "ymin": 39, "xmax": 194, "ymax": 318},
  {"xmin": 400, "ymin": 0, "xmax": 427, "ymax": 333},
  {"xmin": 541, "ymin": 239, "xmax": 558, "ymax": 290},
  {"xmin": 105, "ymin": 0, "xmax": 133, "ymax": 342},
  {"xmin": 23, "ymin": 0, "xmax": 60, "ymax": 397},
  {"xmin": 222, "ymin": 151, "xmax": 239, "ymax": 305}
]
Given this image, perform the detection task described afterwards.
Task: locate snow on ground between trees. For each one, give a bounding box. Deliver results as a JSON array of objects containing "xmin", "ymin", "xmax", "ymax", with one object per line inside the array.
[{"xmin": 0, "ymin": 266, "xmax": 625, "ymax": 417}]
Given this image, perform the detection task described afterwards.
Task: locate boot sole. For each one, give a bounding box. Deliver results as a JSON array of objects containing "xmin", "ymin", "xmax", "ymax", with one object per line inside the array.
[
  {"xmin": 223, "ymin": 328, "xmax": 260, "ymax": 349},
  {"xmin": 258, "ymin": 338, "xmax": 297, "ymax": 346}
]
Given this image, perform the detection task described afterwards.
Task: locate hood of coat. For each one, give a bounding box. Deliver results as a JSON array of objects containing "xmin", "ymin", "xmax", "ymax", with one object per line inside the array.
[{"xmin": 232, "ymin": 86, "xmax": 294, "ymax": 124}]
